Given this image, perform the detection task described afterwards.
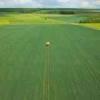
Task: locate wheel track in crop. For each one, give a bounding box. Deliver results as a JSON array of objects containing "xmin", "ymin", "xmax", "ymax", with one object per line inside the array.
[{"xmin": 43, "ymin": 45, "xmax": 50, "ymax": 100}]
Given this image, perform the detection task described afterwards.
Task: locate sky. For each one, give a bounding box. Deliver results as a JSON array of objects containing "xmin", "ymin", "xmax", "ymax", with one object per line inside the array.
[{"xmin": 0, "ymin": 0, "xmax": 100, "ymax": 8}]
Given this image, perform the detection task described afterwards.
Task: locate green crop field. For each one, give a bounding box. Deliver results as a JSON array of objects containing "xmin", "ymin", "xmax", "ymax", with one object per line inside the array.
[{"xmin": 0, "ymin": 13, "xmax": 100, "ymax": 100}]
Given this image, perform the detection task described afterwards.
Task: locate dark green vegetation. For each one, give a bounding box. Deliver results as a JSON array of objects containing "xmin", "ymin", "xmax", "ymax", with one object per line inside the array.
[
  {"xmin": 0, "ymin": 8, "xmax": 100, "ymax": 14},
  {"xmin": 79, "ymin": 18, "xmax": 100, "ymax": 23},
  {"xmin": 79, "ymin": 13, "xmax": 100, "ymax": 23},
  {"xmin": 0, "ymin": 24, "xmax": 100, "ymax": 100}
]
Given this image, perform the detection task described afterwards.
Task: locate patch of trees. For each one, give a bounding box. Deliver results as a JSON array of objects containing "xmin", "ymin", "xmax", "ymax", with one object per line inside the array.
[
  {"xmin": 0, "ymin": 8, "xmax": 76, "ymax": 14},
  {"xmin": 59, "ymin": 11, "xmax": 75, "ymax": 14},
  {"xmin": 0, "ymin": 8, "xmax": 99, "ymax": 15},
  {"xmin": 79, "ymin": 18, "xmax": 100, "ymax": 23},
  {"xmin": 0, "ymin": 8, "xmax": 39, "ymax": 13}
]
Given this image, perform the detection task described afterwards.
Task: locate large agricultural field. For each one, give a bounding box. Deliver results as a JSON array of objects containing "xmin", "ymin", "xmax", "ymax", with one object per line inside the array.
[{"xmin": 0, "ymin": 9, "xmax": 100, "ymax": 100}]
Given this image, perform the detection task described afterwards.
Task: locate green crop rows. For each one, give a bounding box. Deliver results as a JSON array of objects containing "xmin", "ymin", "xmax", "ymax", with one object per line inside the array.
[{"xmin": 0, "ymin": 13, "xmax": 100, "ymax": 100}]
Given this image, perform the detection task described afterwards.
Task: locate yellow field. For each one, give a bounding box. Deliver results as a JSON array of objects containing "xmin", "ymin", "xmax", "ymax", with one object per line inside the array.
[
  {"xmin": 0, "ymin": 14, "xmax": 65, "ymax": 25},
  {"xmin": 0, "ymin": 18, "xmax": 10, "ymax": 25},
  {"xmin": 79, "ymin": 23, "xmax": 100, "ymax": 30},
  {"xmin": 71, "ymin": 23, "xmax": 100, "ymax": 30}
]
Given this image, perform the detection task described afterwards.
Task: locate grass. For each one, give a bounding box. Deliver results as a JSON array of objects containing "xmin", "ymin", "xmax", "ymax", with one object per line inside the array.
[
  {"xmin": 46, "ymin": 14, "xmax": 88, "ymax": 23},
  {"xmin": 0, "ymin": 23, "xmax": 100, "ymax": 100}
]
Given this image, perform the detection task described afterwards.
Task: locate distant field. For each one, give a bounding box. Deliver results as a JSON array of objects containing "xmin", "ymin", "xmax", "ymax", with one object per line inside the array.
[
  {"xmin": 0, "ymin": 13, "xmax": 100, "ymax": 30},
  {"xmin": 0, "ymin": 13, "xmax": 91, "ymax": 24},
  {"xmin": 0, "ymin": 13, "xmax": 100, "ymax": 100}
]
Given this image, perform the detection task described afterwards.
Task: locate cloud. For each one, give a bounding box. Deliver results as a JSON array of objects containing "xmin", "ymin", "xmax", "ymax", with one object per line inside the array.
[
  {"xmin": 58, "ymin": 0, "xmax": 70, "ymax": 3},
  {"xmin": 96, "ymin": 0, "xmax": 100, "ymax": 3},
  {"xmin": 57, "ymin": 0, "xmax": 100, "ymax": 8},
  {"xmin": 80, "ymin": 0, "xmax": 94, "ymax": 8},
  {"xmin": 95, "ymin": 0, "xmax": 100, "ymax": 6},
  {"xmin": 0, "ymin": 0, "xmax": 99, "ymax": 8},
  {"xmin": 0, "ymin": 0, "xmax": 43, "ymax": 8},
  {"xmin": 15, "ymin": 0, "xmax": 31, "ymax": 4}
]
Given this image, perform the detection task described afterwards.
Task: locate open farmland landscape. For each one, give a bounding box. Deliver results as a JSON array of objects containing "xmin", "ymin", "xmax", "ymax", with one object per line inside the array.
[{"xmin": 0, "ymin": 8, "xmax": 100, "ymax": 100}]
